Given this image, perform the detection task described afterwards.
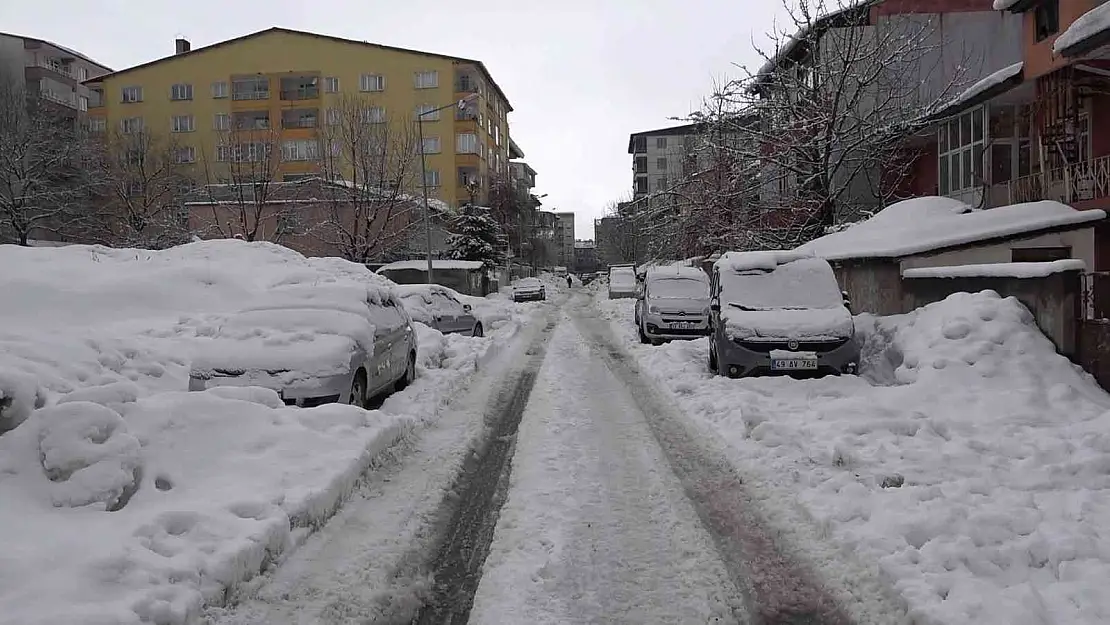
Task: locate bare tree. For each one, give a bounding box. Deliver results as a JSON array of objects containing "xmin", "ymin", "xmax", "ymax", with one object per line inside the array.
[
  {"xmin": 310, "ymin": 93, "xmax": 423, "ymax": 263},
  {"xmin": 699, "ymin": 0, "xmax": 968, "ymax": 249},
  {"xmin": 94, "ymin": 127, "xmax": 194, "ymax": 247},
  {"xmin": 193, "ymin": 121, "xmax": 294, "ymax": 243},
  {"xmin": 0, "ymin": 71, "xmax": 102, "ymax": 245}
]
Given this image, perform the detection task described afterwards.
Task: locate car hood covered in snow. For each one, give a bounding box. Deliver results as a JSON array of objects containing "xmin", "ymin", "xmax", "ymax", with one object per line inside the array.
[{"xmin": 722, "ymin": 305, "xmax": 855, "ymax": 341}]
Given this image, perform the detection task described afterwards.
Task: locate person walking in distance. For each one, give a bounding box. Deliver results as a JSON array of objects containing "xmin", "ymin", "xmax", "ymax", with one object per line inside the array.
[{"xmin": 566, "ymin": 275, "xmax": 573, "ymax": 288}]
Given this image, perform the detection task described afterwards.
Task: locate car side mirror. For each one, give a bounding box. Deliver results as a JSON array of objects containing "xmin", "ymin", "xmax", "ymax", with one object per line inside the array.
[
  {"xmin": 463, "ymin": 304, "xmax": 472, "ymax": 312},
  {"xmin": 842, "ymin": 291, "xmax": 852, "ymax": 309}
]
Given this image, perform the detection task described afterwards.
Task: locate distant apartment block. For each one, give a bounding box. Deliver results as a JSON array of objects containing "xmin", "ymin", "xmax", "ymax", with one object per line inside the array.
[
  {"xmin": 0, "ymin": 32, "xmax": 112, "ymax": 114},
  {"xmin": 82, "ymin": 27, "xmax": 516, "ymax": 208},
  {"xmin": 554, "ymin": 211, "xmax": 575, "ymax": 269},
  {"xmin": 627, "ymin": 123, "xmax": 703, "ymax": 199}
]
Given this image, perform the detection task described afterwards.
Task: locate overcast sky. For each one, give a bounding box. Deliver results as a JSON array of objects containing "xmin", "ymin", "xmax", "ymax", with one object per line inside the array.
[{"xmin": 2, "ymin": 0, "xmax": 788, "ymax": 238}]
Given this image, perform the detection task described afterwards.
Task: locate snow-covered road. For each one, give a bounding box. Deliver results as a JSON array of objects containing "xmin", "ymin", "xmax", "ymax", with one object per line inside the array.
[{"xmin": 470, "ymin": 308, "xmax": 745, "ymax": 624}]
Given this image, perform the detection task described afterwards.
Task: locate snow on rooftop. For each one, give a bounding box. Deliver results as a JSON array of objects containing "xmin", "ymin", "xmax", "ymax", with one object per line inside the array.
[
  {"xmin": 903, "ymin": 259, "xmax": 1086, "ymax": 280},
  {"xmin": 992, "ymin": 0, "xmax": 1022, "ymax": 10},
  {"xmin": 1054, "ymin": 2, "xmax": 1110, "ymax": 55},
  {"xmin": 795, "ymin": 197, "xmax": 1105, "ymax": 261},
  {"xmin": 943, "ymin": 62, "xmax": 1023, "ymax": 112},
  {"xmin": 377, "ymin": 259, "xmax": 485, "ymax": 272}
]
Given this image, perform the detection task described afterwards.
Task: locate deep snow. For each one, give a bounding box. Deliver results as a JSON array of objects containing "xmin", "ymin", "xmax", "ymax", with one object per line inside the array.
[
  {"xmin": 0, "ymin": 240, "xmax": 527, "ymax": 625},
  {"xmin": 598, "ymin": 289, "xmax": 1110, "ymax": 625}
]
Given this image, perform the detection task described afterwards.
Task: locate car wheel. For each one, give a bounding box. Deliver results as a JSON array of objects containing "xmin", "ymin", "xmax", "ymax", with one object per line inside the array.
[
  {"xmin": 472, "ymin": 323, "xmax": 484, "ymax": 338},
  {"xmin": 638, "ymin": 323, "xmax": 650, "ymax": 344},
  {"xmin": 395, "ymin": 352, "xmax": 416, "ymax": 391},
  {"xmin": 349, "ymin": 370, "xmax": 368, "ymax": 408}
]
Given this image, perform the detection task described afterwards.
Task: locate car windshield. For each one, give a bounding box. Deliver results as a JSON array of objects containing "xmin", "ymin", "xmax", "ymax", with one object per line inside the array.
[
  {"xmin": 517, "ymin": 278, "xmax": 541, "ymax": 287},
  {"xmin": 648, "ymin": 277, "xmax": 708, "ymax": 299},
  {"xmin": 720, "ymin": 258, "xmax": 843, "ymax": 310}
]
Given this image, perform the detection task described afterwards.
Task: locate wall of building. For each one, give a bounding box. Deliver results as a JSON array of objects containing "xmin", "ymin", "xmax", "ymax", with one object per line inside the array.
[
  {"xmin": 898, "ymin": 227, "xmax": 1097, "ymax": 271},
  {"xmin": 87, "ymin": 30, "xmax": 512, "ymax": 208},
  {"xmin": 1022, "ymin": 0, "xmax": 1100, "ymax": 79},
  {"xmin": 903, "ymin": 269, "xmax": 1081, "ymax": 355}
]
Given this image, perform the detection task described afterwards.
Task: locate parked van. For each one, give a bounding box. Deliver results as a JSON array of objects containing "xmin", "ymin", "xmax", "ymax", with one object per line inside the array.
[
  {"xmin": 607, "ymin": 264, "xmax": 637, "ymax": 299},
  {"xmin": 708, "ymin": 251, "xmax": 859, "ymax": 378},
  {"xmin": 635, "ymin": 266, "xmax": 711, "ymax": 344}
]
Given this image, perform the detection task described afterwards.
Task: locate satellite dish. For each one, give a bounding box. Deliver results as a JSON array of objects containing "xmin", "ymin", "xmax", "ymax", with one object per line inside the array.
[{"xmin": 457, "ymin": 99, "xmax": 468, "ymax": 111}]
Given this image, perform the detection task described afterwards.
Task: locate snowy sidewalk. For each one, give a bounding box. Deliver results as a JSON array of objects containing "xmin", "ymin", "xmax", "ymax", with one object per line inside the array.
[{"xmin": 469, "ymin": 312, "xmax": 743, "ymax": 624}]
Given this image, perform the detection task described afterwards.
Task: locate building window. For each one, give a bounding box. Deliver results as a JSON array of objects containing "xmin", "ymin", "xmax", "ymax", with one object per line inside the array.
[
  {"xmin": 324, "ymin": 76, "xmax": 340, "ymax": 93},
  {"xmin": 414, "ymin": 71, "xmax": 439, "ymax": 89},
  {"xmin": 457, "ymin": 133, "xmax": 478, "ymax": 154},
  {"xmin": 211, "ymin": 81, "xmax": 228, "ymax": 98},
  {"xmin": 359, "ymin": 73, "xmax": 384, "ymax": 92},
  {"xmin": 170, "ymin": 83, "xmax": 193, "ymax": 101},
  {"xmin": 361, "ymin": 106, "xmax": 385, "ymax": 123},
  {"xmin": 325, "ymin": 108, "xmax": 341, "ymax": 125},
  {"xmin": 281, "ymin": 139, "xmax": 319, "ymax": 161},
  {"xmin": 415, "ymin": 104, "xmax": 440, "ymax": 121},
  {"xmin": 77, "ymin": 95, "xmax": 88, "ymax": 111},
  {"xmin": 120, "ymin": 117, "xmax": 143, "ymax": 134},
  {"xmin": 422, "ymin": 136, "xmax": 441, "ymax": 153},
  {"xmin": 635, "ymin": 176, "xmax": 648, "ymax": 193},
  {"xmin": 121, "ymin": 86, "xmax": 143, "ymax": 103},
  {"xmin": 656, "ymin": 137, "xmax": 667, "ymax": 149},
  {"xmin": 231, "ymin": 77, "xmax": 269, "ymax": 100},
  {"xmin": 1035, "ymin": 0, "xmax": 1060, "ymax": 42},
  {"xmin": 174, "ymin": 146, "xmax": 196, "ymax": 164},
  {"xmin": 424, "ymin": 169, "xmax": 441, "ymax": 187},
  {"xmin": 88, "ymin": 117, "xmax": 106, "ymax": 133},
  {"xmin": 76, "ymin": 66, "xmax": 88, "ymax": 81},
  {"xmin": 632, "ymin": 136, "xmax": 647, "ymax": 153},
  {"xmin": 217, "ymin": 142, "xmax": 269, "ymax": 163},
  {"xmin": 634, "ymin": 156, "xmax": 647, "ymax": 174},
  {"xmin": 214, "ymin": 113, "xmax": 231, "ymax": 131},
  {"xmin": 656, "ymin": 177, "xmax": 668, "ymax": 191},
  {"xmin": 938, "ymin": 106, "xmax": 984, "ymax": 195},
  {"xmin": 656, "ymin": 157, "xmax": 667, "ymax": 171},
  {"xmin": 171, "ymin": 115, "xmax": 195, "ymax": 133}
]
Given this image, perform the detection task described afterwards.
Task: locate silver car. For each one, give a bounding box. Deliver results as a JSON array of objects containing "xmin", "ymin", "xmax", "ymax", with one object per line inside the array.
[
  {"xmin": 635, "ymin": 267, "xmax": 710, "ymax": 344},
  {"xmin": 188, "ymin": 285, "xmax": 417, "ymax": 408},
  {"xmin": 708, "ymin": 252, "xmax": 859, "ymax": 378},
  {"xmin": 608, "ymin": 265, "xmax": 636, "ymax": 299},
  {"xmin": 512, "ymin": 277, "xmax": 546, "ymax": 302},
  {"xmin": 396, "ymin": 284, "xmax": 484, "ymax": 337}
]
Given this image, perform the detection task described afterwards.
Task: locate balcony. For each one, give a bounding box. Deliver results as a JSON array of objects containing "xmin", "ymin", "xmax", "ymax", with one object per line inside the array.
[
  {"xmin": 231, "ymin": 78, "xmax": 270, "ymax": 101},
  {"xmin": 1004, "ymin": 154, "xmax": 1110, "ymax": 205},
  {"xmin": 232, "ymin": 111, "xmax": 271, "ymax": 130},
  {"xmin": 454, "ymin": 70, "xmax": 482, "ymax": 94},
  {"xmin": 281, "ymin": 109, "xmax": 318, "ymax": 129},
  {"xmin": 279, "ymin": 76, "xmax": 320, "ymax": 101}
]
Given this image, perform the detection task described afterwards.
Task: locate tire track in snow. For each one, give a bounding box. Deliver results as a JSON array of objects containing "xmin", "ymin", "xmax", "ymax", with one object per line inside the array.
[
  {"xmin": 409, "ymin": 314, "xmax": 557, "ymax": 625},
  {"xmin": 572, "ymin": 295, "xmax": 857, "ymax": 625}
]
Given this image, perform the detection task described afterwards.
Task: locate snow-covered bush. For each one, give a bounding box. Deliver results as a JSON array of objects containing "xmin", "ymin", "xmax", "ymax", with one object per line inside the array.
[{"xmin": 0, "ymin": 367, "xmax": 45, "ymax": 434}]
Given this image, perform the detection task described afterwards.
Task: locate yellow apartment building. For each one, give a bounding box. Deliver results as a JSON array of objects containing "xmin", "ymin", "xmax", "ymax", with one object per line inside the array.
[{"xmin": 84, "ymin": 27, "xmax": 519, "ymax": 208}]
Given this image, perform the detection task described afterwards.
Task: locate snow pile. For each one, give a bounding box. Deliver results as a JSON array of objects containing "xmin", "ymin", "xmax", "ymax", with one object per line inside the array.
[
  {"xmin": 0, "ymin": 240, "xmax": 505, "ymax": 625},
  {"xmin": 1054, "ymin": 2, "xmax": 1110, "ymax": 55},
  {"xmin": 795, "ymin": 197, "xmax": 1105, "ymax": 261},
  {"xmin": 600, "ymin": 290, "xmax": 1110, "ymax": 625}
]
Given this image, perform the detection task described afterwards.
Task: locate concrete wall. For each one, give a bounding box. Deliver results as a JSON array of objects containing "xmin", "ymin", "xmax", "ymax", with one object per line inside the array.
[
  {"xmin": 832, "ymin": 259, "xmax": 904, "ymax": 316},
  {"xmin": 903, "ymin": 269, "xmax": 1082, "ymax": 356},
  {"xmin": 898, "ymin": 227, "xmax": 1097, "ymax": 272}
]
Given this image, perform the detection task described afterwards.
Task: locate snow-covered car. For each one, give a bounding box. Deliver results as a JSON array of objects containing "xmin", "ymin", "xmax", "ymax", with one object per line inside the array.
[
  {"xmin": 708, "ymin": 252, "xmax": 858, "ymax": 378},
  {"xmin": 395, "ymin": 284, "xmax": 484, "ymax": 337},
  {"xmin": 187, "ymin": 285, "xmax": 417, "ymax": 407},
  {"xmin": 512, "ymin": 277, "xmax": 546, "ymax": 302},
  {"xmin": 608, "ymin": 265, "xmax": 636, "ymax": 299},
  {"xmin": 635, "ymin": 266, "xmax": 710, "ymax": 344}
]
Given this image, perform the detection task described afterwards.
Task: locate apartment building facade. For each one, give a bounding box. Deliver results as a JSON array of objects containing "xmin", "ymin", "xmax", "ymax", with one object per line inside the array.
[
  {"xmin": 83, "ymin": 27, "xmax": 515, "ymax": 208},
  {"xmin": 627, "ymin": 123, "xmax": 703, "ymax": 199},
  {"xmin": 554, "ymin": 211, "xmax": 575, "ymax": 269},
  {"xmin": 0, "ymin": 32, "xmax": 112, "ymax": 114}
]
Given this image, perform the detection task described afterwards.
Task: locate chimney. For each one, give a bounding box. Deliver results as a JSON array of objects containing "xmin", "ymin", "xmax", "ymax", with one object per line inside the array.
[{"xmin": 175, "ymin": 38, "xmax": 191, "ymax": 55}]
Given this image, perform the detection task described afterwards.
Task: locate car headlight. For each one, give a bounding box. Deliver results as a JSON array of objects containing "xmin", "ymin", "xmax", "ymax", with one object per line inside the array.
[{"xmin": 648, "ymin": 305, "xmax": 659, "ymax": 314}]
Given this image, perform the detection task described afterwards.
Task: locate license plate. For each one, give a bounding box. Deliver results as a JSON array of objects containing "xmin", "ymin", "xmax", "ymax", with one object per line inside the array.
[
  {"xmin": 771, "ymin": 358, "xmax": 818, "ymax": 370},
  {"xmin": 670, "ymin": 322, "xmax": 696, "ymax": 330}
]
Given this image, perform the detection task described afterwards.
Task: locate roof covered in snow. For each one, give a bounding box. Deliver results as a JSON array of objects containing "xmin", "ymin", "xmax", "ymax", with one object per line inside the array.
[
  {"xmin": 902, "ymin": 259, "xmax": 1086, "ymax": 279},
  {"xmin": 1054, "ymin": 3, "xmax": 1110, "ymax": 57},
  {"xmin": 931, "ymin": 62, "xmax": 1025, "ymax": 120},
  {"xmin": 794, "ymin": 197, "xmax": 1106, "ymax": 261},
  {"xmin": 377, "ymin": 259, "xmax": 485, "ymax": 273},
  {"xmin": 753, "ymin": 0, "xmax": 876, "ymax": 84}
]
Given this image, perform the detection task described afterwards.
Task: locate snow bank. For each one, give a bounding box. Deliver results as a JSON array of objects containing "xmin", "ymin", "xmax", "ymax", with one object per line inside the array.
[
  {"xmin": 1054, "ymin": 3, "xmax": 1110, "ymax": 55},
  {"xmin": 795, "ymin": 197, "xmax": 1104, "ymax": 261},
  {"xmin": 0, "ymin": 240, "xmax": 517, "ymax": 624},
  {"xmin": 902, "ymin": 259, "xmax": 1086, "ymax": 280},
  {"xmin": 377, "ymin": 259, "xmax": 485, "ymax": 273},
  {"xmin": 599, "ymin": 290, "xmax": 1110, "ymax": 625}
]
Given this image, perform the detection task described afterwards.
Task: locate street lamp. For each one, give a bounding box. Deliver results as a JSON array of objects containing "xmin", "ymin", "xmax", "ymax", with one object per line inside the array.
[{"xmin": 417, "ymin": 92, "xmax": 480, "ymax": 284}]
